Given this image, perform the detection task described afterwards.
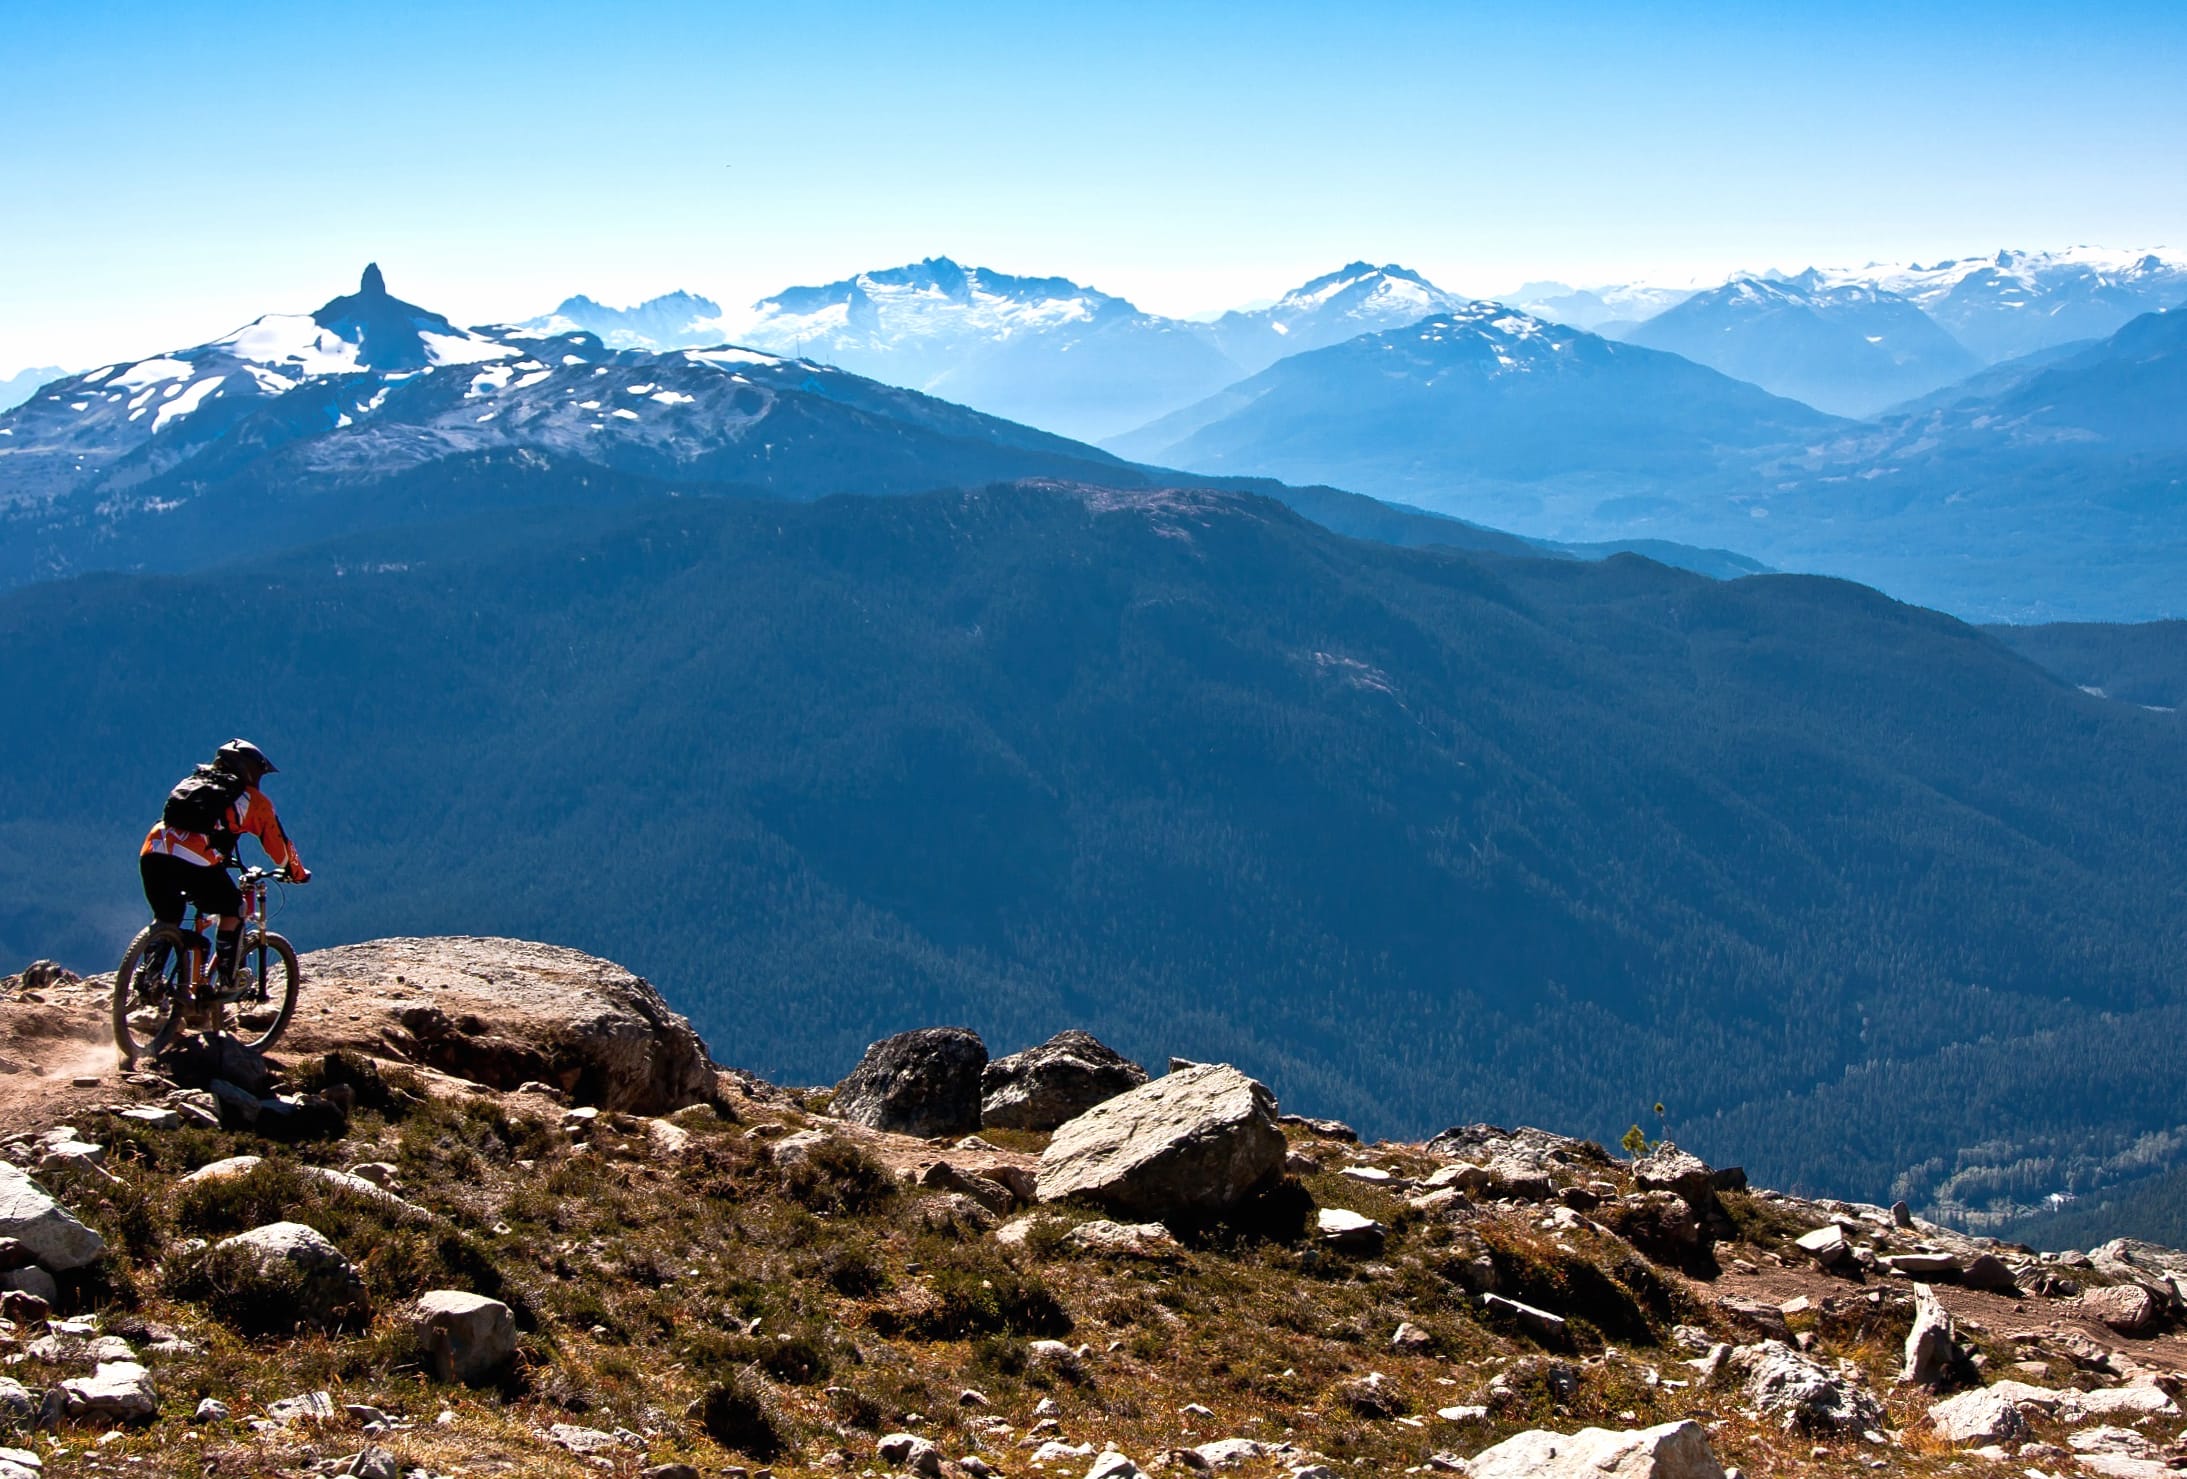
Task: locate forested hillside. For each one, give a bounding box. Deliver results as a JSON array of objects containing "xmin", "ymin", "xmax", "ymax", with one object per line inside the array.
[
  {"xmin": 1990, "ymin": 619, "xmax": 2187, "ymax": 713},
  {"xmin": 4, "ymin": 482, "xmax": 2185, "ymax": 1230}
]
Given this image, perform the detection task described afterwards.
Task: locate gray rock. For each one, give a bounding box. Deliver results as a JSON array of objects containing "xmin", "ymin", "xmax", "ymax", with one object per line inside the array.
[
  {"xmin": 1901, "ymin": 1284, "xmax": 1957, "ymax": 1387},
  {"xmin": 266, "ymin": 1390, "xmax": 339, "ymax": 1424},
  {"xmin": 208, "ymin": 1078, "xmax": 262, "ymax": 1126},
  {"xmin": 981, "ymin": 1030, "xmax": 1148, "ymax": 1131},
  {"xmin": 642, "ymin": 1466, "xmax": 703, "ymax": 1479},
  {"xmin": 0, "ymin": 1378, "xmax": 32, "ymax": 1421},
  {"xmin": 339, "ymin": 1448, "xmax": 400, "ymax": 1479},
  {"xmin": 193, "ymin": 1397, "xmax": 231, "ymax": 1422},
  {"xmin": 205, "ymin": 1222, "xmax": 369, "ymax": 1329},
  {"xmin": 1317, "ymin": 1207, "xmax": 1387, "ymax": 1255},
  {"xmin": 1460, "ymin": 1420, "xmax": 1727, "ymax": 1478},
  {"xmin": 60, "ymin": 1360, "xmax": 158, "ymax": 1422},
  {"xmin": 1961, "ymin": 1253, "xmax": 2019, "ymax": 1293},
  {"xmin": 0, "ymin": 1447, "xmax": 33, "ymax": 1479},
  {"xmin": 1882, "ymin": 1252, "xmax": 1961, "ymax": 1279},
  {"xmin": 0, "ymin": 1267, "xmax": 58, "ymax": 1306},
  {"xmin": 1633, "ymin": 1144, "xmax": 1716, "ymax": 1205},
  {"xmin": 1035, "ymin": 1064, "xmax": 1285, "ymax": 1219},
  {"xmin": 0, "ymin": 1163, "xmax": 105, "ymax": 1271},
  {"xmin": 548, "ymin": 1423, "xmax": 630, "ymax": 1457},
  {"xmin": 1483, "ymin": 1292, "xmax": 1568, "ymax": 1343},
  {"xmin": 833, "ymin": 1028, "xmax": 988, "ymax": 1139},
  {"xmin": 1728, "ymin": 1340, "xmax": 1886, "ymax": 1433},
  {"xmin": 1926, "ymin": 1387, "xmax": 2030, "ymax": 1445},
  {"xmin": 1064, "ymin": 1220, "xmax": 1179, "ymax": 1256},
  {"xmin": 412, "ymin": 1290, "xmax": 517, "ymax": 1382},
  {"xmin": 877, "ymin": 1431, "xmax": 944, "ymax": 1476},
  {"xmin": 1194, "ymin": 1438, "xmax": 1270, "ymax": 1470},
  {"xmin": 1794, "ymin": 1224, "xmax": 1849, "ymax": 1268},
  {"xmin": 2080, "ymin": 1283, "xmax": 2165, "ymax": 1337},
  {"xmin": 920, "ymin": 1160, "xmax": 1016, "ymax": 1214},
  {"xmin": 1088, "ymin": 1452, "xmax": 1144, "ymax": 1479},
  {"xmin": 116, "ymin": 1106, "xmax": 180, "ymax": 1131}
]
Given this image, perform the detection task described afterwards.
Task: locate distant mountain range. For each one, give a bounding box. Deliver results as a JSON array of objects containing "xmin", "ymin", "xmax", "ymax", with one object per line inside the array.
[
  {"xmin": 1623, "ymin": 272, "xmax": 1979, "ymax": 417},
  {"xmin": 0, "ymin": 265, "xmax": 1752, "ymax": 590},
  {"xmin": 1201, "ymin": 262, "xmax": 1468, "ymax": 375}
]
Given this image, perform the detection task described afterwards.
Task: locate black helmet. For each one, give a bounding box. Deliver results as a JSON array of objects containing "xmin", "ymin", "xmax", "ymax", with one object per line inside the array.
[{"xmin": 212, "ymin": 738, "xmax": 277, "ymax": 781}]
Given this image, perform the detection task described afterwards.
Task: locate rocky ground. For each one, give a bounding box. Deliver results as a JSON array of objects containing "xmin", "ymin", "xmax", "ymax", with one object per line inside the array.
[{"xmin": 3, "ymin": 939, "xmax": 2186, "ymax": 1479}]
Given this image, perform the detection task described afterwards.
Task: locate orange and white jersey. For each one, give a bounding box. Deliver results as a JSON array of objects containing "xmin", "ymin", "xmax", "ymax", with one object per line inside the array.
[{"xmin": 140, "ymin": 785, "xmax": 303, "ymax": 872}]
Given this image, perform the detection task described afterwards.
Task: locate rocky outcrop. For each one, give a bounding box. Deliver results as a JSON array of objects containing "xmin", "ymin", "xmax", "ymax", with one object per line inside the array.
[
  {"xmin": 2080, "ymin": 1283, "xmax": 2166, "ymax": 1337},
  {"xmin": 1035, "ymin": 1063, "xmax": 1286, "ymax": 1219},
  {"xmin": 1902, "ymin": 1283, "xmax": 1960, "ymax": 1387},
  {"xmin": 307, "ymin": 938, "xmax": 716, "ymax": 1115},
  {"xmin": 833, "ymin": 1028, "xmax": 988, "ymax": 1138},
  {"xmin": 1457, "ymin": 1420, "xmax": 1726, "ymax": 1478},
  {"xmin": 0, "ymin": 1163, "xmax": 104, "ymax": 1271},
  {"xmin": 980, "ymin": 1030, "xmax": 1147, "ymax": 1130},
  {"xmin": 1926, "ymin": 1387, "xmax": 2031, "ymax": 1445}
]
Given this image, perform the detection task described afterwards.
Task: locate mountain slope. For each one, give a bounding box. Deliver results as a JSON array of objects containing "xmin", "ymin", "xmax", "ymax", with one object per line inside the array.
[
  {"xmin": 5, "ymin": 482, "xmax": 2185, "ymax": 1222},
  {"xmin": 1105, "ymin": 302, "xmax": 1844, "ymax": 533},
  {"xmin": 1622, "ymin": 272, "xmax": 1979, "ymax": 417},
  {"xmin": 1844, "ymin": 246, "xmax": 2187, "ymax": 363},
  {"xmin": 1988, "ymin": 619, "xmax": 2187, "ymax": 713},
  {"xmin": 0, "ymin": 364, "xmax": 68, "ymax": 412},
  {"xmin": 1204, "ymin": 263, "xmax": 1466, "ymax": 375}
]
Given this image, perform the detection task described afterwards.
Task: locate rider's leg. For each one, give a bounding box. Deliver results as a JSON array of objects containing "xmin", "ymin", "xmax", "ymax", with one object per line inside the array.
[
  {"xmin": 181, "ymin": 866, "xmax": 245, "ymax": 988},
  {"xmin": 213, "ymin": 917, "xmax": 243, "ymax": 987},
  {"xmin": 139, "ymin": 853, "xmax": 192, "ymax": 981}
]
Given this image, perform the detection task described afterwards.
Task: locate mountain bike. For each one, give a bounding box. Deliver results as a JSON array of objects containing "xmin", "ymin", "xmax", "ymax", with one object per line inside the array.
[{"xmin": 112, "ymin": 865, "xmax": 301, "ymax": 1064}]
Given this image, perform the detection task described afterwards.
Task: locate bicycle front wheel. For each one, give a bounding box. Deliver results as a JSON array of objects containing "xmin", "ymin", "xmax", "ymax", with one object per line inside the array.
[
  {"xmin": 228, "ymin": 931, "xmax": 301, "ymax": 1052},
  {"xmin": 113, "ymin": 924, "xmax": 191, "ymax": 1064}
]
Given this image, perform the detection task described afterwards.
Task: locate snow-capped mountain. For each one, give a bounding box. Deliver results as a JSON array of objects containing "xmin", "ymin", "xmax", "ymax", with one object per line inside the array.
[
  {"xmin": 1105, "ymin": 300, "xmax": 1841, "ymax": 531},
  {"xmin": 0, "ymin": 265, "xmax": 1138, "ymax": 585},
  {"xmin": 1623, "ymin": 271, "xmax": 1979, "ymax": 417},
  {"xmin": 733, "ymin": 257, "xmax": 1239, "ymax": 441},
  {"xmin": 1204, "ymin": 263, "xmax": 1466, "ymax": 375},
  {"xmin": 516, "ymin": 291, "xmax": 727, "ymax": 351},
  {"xmin": 1814, "ymin": 246, "xmax": 2187, "ymax": 364},
  {"xmin": 1505, "ymin": 281, "xmax": 1698, "ymax": 334},
  {"xmin": 0, "ymin": 367, "xmax": 68, "ymax": 414}
]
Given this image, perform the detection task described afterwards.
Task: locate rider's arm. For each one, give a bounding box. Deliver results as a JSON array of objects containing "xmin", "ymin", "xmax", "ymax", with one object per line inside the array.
[{"xmin": 230, "ymin": 787, "xmax": 306, "ymax": 877}]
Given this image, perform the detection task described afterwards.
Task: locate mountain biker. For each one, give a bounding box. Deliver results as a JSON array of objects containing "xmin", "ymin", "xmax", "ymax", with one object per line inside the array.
[{"xmin": 140, "ymin": 739, "xmax": 309, "ymax": 993}]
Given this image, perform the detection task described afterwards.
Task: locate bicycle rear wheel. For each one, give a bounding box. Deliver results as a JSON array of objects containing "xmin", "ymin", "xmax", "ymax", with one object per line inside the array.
[
  {"xmin": 113, "ymin": 924, "xmax": 191, "ymax": 1064},
  {"xmin": 225, "ymin": 931, "xmax": 300, "ymax": 1052}
]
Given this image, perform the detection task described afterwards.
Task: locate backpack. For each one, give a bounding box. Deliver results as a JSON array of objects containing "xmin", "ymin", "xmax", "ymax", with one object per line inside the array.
[{"xmin": 162, "ymin": 765, "xmax": 244, "ymax": 843}]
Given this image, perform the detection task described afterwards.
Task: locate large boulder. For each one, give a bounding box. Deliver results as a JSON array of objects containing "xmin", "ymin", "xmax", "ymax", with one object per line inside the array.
[
  {"xmin": 1926, "ymin": 1387, "xmax": 2030, "ymax": 1446},
  {"xmin": 833, "ymin": 1028, "xmax": 988, "ymax": 1139},
  {"xmin": 0, "ymin": 1163, "xmax": 104, "ymax": 1271},
  {"xmin": 1901, "ymin": 1283, "xmax": 1959, "ymax": 1387},
  {"xmin": 1034, "ymin": 1063, "xmax": 1285, "ymax": 1220},
  {"xmin": 1632, "ymin": 1144, "xmax": 1716, "ymax": 1205},
  {"xmin": 2079, "ymin": 1283, "xmax": 2166, "ymax": 1337},
  {"xmin": 203, "ymin": 1221, "xmax": 369, "ymax": 1330},
  {"xmin": 981, "ymin": 1030, "xmax": 1147, "ymax": 1131},
  {"xmin": 300, "ymin": 938, "xmax": 717, "ymax": 1114},
  {"xmin": 60, "ymin": 1361, "xmax": 158, "ymax": 1423},
  {"xmin": 412, "ymin": 1291, "xmax": 517, "ymax": 1382},
  {"xmin": 1459, "ymin": 1420, "xmax": 1726, "ymax": 1478}
]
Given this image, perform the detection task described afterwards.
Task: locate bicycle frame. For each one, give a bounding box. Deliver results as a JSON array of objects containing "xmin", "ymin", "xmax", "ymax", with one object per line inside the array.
[{"xmin": 176, "ymin": 871, "xmax": 276, "ymax": 995}]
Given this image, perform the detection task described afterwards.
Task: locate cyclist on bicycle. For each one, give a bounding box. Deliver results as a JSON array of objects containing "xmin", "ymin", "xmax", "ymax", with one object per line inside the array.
[{"xmin": 140, "ymin": 739, "xmax": 310, "ymax": 995}]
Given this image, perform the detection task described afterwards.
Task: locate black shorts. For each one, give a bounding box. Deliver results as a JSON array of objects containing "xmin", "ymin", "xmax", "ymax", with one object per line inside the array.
[{"xmin": 140, "ymin": 852, "xmax": 241, "ymax": 924}]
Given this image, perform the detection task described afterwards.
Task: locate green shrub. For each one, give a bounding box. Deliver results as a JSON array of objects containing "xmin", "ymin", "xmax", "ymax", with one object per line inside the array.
[{"xmin": 700, "ymin": 1372, "xmax": 788, "ymax": 1459}]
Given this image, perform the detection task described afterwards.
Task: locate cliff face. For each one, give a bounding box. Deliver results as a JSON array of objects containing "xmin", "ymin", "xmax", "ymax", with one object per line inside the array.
[{"xmin": 2, "ymin": 938, "xmax": 2185, "ymax": 1479}]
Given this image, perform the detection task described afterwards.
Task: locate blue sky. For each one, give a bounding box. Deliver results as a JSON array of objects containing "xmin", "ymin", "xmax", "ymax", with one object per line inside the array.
[{"xmin": 4, "ymin": 0, "xmax": 2184, "ymax": 374}]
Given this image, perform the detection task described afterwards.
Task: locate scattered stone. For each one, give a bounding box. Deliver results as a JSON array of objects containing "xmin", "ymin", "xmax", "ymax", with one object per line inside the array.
[
  {"xmin": 2080, "ymin": 1283, "xmax": 2165, "ymax": 1337},
  {"xmin": 1901, "ymin": 1284, "xmax": 1958, "ymax": 1388},
  {"xmin": 1606, "ymin": 1190, "xmax": 1703, "ymax": 1264},
  {"xmin": 1339, "ymin": 1165, "xmax": 1397, "ymax": 1186},
  {"xmin": 1065, "ymin": 1220, "xmax": 1179, "ymax": 1256},
  {"xmin": 549, "ymin": 1423, "xmax": 632, "ymax": 1457},
  {"xmin": 1278, "ymin": 1114, "xmax": 1358, "ymax": 1141},
  {"xmin": 770, "ymin": 1128, "xmax": 831, "ymax": 1165},
  {"xmin": 60, "ymin": 1360, "xmax": 158, "ymax": 1422},
  {"xmin": 27, "ymin": 1329, "xmax": 135, "ymax": 1364},
  {"xmin": 164, "ymin": 1089, "xmax": 221, "ymax": 1127},
  {"xmin": 0, "ymin": 1268, "xmax": 58, "ymax": 1307},
  {"xmin": 1437, "ymin": 1405, "xmax": 1490, "ymax": 1422},
  {"xmin": 1727, "ymin": 1341, "xmax": 1886, "ymax": 1434},
  {"xmin": 0, "ymin": 1163, "xmax": 105, "ymax": 1271},
  {"xmin": 1035, "ymin": 1064, "xmax": 1287, "ymax": 1219},
  {"xmin": 1088, "ymin": 1451, "xmax": 1145, "ymax": 1479},
  {"xmin": 1392, "ymin": 1321, "xmax": 1434, "ymax": 1352},
  {"xmin": 1317, "ymin": 1207, "xmax": 1387, "ymax": 1255},
  {"xmin": 1341, "ymin": 1370, "xmax": 1405, "ymax": 1418},
  {"xmin": 339, "ymin": 1448, "xmax": 400, "ymax": 1479},
  {"xmin": 1633, "ymin": 1144, "xmax": 1716, "ymax": 1205},
  {"xmin": 1027, "ymin": 1339, "xmax": 1083, "ymax": 1379},
  {"xmin": 1460, "ymin": 1419, "xmax": 1727, "ymax": 1479},
  {"xmin": 0, "ymin": 1379, "xmax": 33, "ymax": 1421},
  {"xmin": 832, "ymin": 1028, "xmax": 988, "ymax": 1138},
  {"xmin": 347, "ymin": 1161, "xmax": 400, "ymax": 1187},
  {"xmin": 193, "ymin": 1397, "xmax": 231, "ymax": 1422},
  {"xmin": 1882, "ymin": 1252, "xmax": 1961, "ymax": 1279},
  {"xmin": 204, "ymin": 1222, "xmax": 370, "ymax": 1329},
  {"xmin": 412, "ymin": 1290, "xmax": 517, "ymax": 1382},
  {"xmin": 877, "ymin": 1432, "xmax": 944, "ymax": 1476},
  {"xmin": 1891, "ymin": 1200, "xmax": 1914, "ymax": 1228},
  {"xmin": 643, "ymin": 1466, "xmax": 702, "ymax": 1479},
  {"xmin": 1482, "ymin": 1293, "xmax": 1568, "ymax": 1343},
  {"xmin": 1192, "ymin": 1438, "xmax": 1269, "ymax": 1470},
  {"xmin": 920, "ymin": 1160, "xmax": 1016, "ymax": 1215},
  {"xmin": 980, "ymin": 1030, "xmax": 1148, "ymax": 1131},
  {"xmin": 1794, "ymin": 1224, "xmax": 1848, "ymax": 1268},
  {"xmin": 115, "ymin": 1106, "xmax": 180, "ymax": 1131},
  {"xmin": 267, "ymin": 1390, "xmax": 339, "ymax": 1424},
  {"xmin": 1925, "ymin": 1387, "xmax": 2030, "ymax": 1445},
  {"xmin": 1961, "ymin": 1252, "xmax": 2019, "ymax": 1293},
  {"xmin": 208, "ymin": 1078, "xmax": 262, "ymax": 1126}
]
